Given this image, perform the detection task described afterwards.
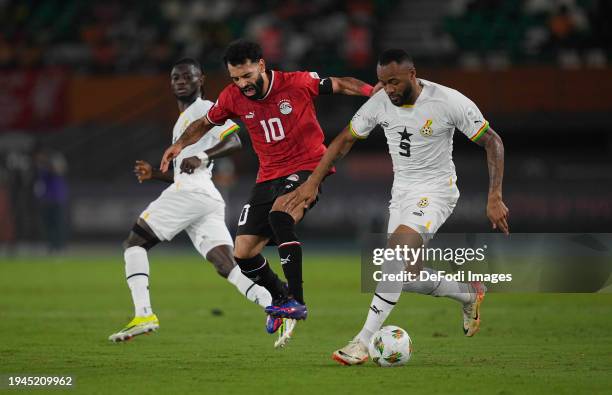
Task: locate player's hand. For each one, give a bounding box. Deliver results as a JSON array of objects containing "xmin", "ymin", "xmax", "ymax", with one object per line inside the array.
[
  {"xmin": 284, "ymin": 180, "xmax": 319, "ymax": 211},
  {"xmin": 180, "ymin": 156, "xmax": 203, "ymax": 175},
  {"xmin": 134, "ymin": 160, "xmax": 153, "ymax": 183},
  {"xmin": 487, "ymin": 195, "xmax": 510, "ymax": 235},
  {"xmin": 160, "ymin": 143, "xmax": 182, "ymax": 172}
]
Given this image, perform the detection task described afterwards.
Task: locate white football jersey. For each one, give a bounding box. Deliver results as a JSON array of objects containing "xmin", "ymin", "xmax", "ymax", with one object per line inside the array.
[
  {"xmin": 171, "ymin": 97, "xmax": 239, "ymax": 193},
  {"xmin": 349, "ymin": 79, "xmax": 489, "ymax": 190}
]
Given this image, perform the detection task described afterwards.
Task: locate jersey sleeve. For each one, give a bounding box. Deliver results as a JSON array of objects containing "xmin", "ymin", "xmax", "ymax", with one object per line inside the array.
[
  {"xmin": 296, "ymin": 71, "xmax": 327, "ymax": 97},
  {"xmin": 447, "ymin": 90, "xmax": 490, "ymax": 142},
  {"xmin": 206, "ymin": 87, "xmax": 237, "ymax": 126},
  {"xmin": 213, "ymin": 119, "xmax": 240, "ymax": 141},
  {"xmin": 348, "ymin": 94, "xmax": 381, "ymax": 139}
]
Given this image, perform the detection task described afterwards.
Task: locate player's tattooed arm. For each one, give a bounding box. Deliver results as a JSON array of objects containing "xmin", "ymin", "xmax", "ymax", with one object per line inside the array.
[
  {"xmin": 134, "ymin": 160, "xmax": 173, "ymax": 184},
  {"xmin": 329, "ymin": 77, "xmax": 375, "ymax": 97},
  {"xmin": 180, "ymin": 134, "xmax": 242, "ymax": 174},
  {"xmin": 161, "ymin": 116, "xmax": 214, "ymax": 172},
  {"xmin": 285, "ymin": 127, "xmax": 357, "ymax": 210},
  {"xmin": 475, "ymin": 127, "xmax": 510, "ymax": 234}
]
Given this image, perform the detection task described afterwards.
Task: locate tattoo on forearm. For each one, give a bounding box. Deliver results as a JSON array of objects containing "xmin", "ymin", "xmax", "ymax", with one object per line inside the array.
[{"xmin": 486, "ymin": 134, "xmax": 504, "ymax": 195}]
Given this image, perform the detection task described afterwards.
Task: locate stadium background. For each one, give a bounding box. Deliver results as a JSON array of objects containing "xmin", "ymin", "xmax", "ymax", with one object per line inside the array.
[{"xmin": 1, "ymin": 0, "xmax": 611, "ymax": 249}]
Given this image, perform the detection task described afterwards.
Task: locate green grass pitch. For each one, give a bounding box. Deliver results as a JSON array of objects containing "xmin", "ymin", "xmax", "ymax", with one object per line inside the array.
[{"xmin": 1, "ymin": 251, "xmax": 611, "ymax": 394}]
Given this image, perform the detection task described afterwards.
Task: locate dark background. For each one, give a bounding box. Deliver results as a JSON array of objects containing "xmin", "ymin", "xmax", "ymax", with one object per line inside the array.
[{"xmin": 1, "ymin": 0, "xmax": 611, "ymax": 253}]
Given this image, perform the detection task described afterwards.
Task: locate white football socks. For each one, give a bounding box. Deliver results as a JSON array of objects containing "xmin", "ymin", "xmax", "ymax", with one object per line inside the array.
[
  {"xmin": 124, "ymin": 246, "xmax": 153, "ymax": 317},
  {"xmin": 227, "ymin": 266, "xmax": 272, "ymax": 308},
  {"xmin": 358, "ymin": 292, "xmax": 401, "ymax": 346},
  {"xmin": 358, "ymin": 258, "xmax": 404, "ymax": 346},
  {"xmin": 358, "ymin": 264, "xmax": 474, "ymax": 346},
  {"xmin": 402, "ymin": 267, "xmax": 472, "ymax": 304}
]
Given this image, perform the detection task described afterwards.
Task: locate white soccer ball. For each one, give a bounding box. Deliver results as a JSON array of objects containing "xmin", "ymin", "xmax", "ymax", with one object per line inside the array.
[{"xmin": 368, "ymin": 325, "xmax": 413, "ymax": 367}]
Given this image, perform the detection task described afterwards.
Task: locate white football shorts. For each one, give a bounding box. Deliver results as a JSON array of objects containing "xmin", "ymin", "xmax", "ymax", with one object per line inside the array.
[
  {"xmin": 387, "ymin": 183, "xmax": 460, "ymax": 241},
  {"xmin": 140, "ymin": 184, "xmax": 233, "ymax": 257}
]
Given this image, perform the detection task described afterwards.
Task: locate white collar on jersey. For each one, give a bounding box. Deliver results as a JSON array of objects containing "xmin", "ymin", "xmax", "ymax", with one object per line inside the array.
[{"xmin": 259, "ymin": 70, "xmax": 275, "ymax": 101}]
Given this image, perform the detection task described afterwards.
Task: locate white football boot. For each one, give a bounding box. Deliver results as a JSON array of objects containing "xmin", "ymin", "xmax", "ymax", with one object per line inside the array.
[{"xmin": 332, "ymin": 336, "xmax": 369, "ymax": 365}]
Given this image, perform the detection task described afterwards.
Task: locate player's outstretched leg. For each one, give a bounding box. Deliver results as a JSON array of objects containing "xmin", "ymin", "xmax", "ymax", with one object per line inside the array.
[
  {"xmin": 205, "ymin": 244, "xmax": 272, "ymax": 308},
  {"xmin": 109, "ymin": 220, "xmax": 160, "ymax": 342},
  {"xmin": 265, "ymin": 210, "xmax": 307, "ymax": 320},
  {"xmin": 332, "ymin": 226, "xmax": 419, "ymax": 365},
  {"xmin": 206, "ymin": 243, "xmax": 299, "ymax": 346},
  {"xmin": 333, "ymin": 261, "xmax": 406, "ymax": 364},
  {"xmin": 401, "ymin": 267, "xmax": 487, "ymax": 336},
  {"xmin": 331, "ymin": 291, "xmax": 401, "ymax": 365}
]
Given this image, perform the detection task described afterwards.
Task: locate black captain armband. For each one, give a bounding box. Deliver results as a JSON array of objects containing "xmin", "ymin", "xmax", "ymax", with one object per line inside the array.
[{"xmin": 318, "ymin": 77, "xmax": 333, "ymax": 95}]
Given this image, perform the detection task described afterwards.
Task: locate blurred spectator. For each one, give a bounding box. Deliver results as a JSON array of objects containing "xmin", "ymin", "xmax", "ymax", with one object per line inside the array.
[
  {"xmin": 546, "ymin": 3, "xmax": 588, "ymax": 51},
  {"xmin": 0, "ymin": 0, "xmax": 383, "ymax": 73},
  {"xmin": 345, "ymin": 22, "xmax": 372, "ymax": 69},
  {"xmin": 0, "ymin": 158, "xmax": 16, "ymax": 246},
  {"xmin": 33, "ymin": 147, "xmax": 69, "ymax": 252},
  {"xmin": 443, "ymin": 0, "xmax": 607, "ymax": 66},
  {"xmin": 4, "ymin": 147, "xmax": 37, "ymax": 248},
  {"xmin": 549, "ymin": 4, "xmax": 575, "ymax": 43}
]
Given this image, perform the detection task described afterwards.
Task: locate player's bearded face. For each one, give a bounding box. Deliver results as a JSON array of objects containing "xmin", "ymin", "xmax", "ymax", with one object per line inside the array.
[
  {"xmin": 377, "ymin": 63, "xmax": 416, "ymax": 106},
  {"xmin": 240, "ymin": 73, "xmax": 265, "ymax": 99},
  {"xmin": 384, "ymin": 77, "xmax": 414, "ymax": 107},
  {"xmin": 393, "ymin": 82, "xmax": 413, "ymax": 106},
  {"xmin": 383, "ymin": 81, "xmax": 412, "ymax": 107},
  {"xmin": 228, "ymin": 60, "xmax": 267, "ymax": 100}
]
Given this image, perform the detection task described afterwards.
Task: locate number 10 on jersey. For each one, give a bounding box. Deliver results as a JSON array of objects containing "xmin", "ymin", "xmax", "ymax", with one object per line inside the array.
[{"xmin": 260, "ymin": 118, "xmax": 285, "ymax": 143}]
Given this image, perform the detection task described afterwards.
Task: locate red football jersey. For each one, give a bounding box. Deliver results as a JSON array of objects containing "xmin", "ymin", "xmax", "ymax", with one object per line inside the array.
[{"xmin": 206, "ymin": 70, "xmax": 334, "ymax": 183}]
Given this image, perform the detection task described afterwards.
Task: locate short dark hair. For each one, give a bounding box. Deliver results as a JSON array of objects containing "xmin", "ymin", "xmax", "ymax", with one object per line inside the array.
[
  {"xmin": 223, "ymin": 39, "xmax": 263, "ymax": 67},
  {"xmin": 172, "ymin": 57, "xmax": 203, "ymax": 73},
  {"xmin": 378, "ymin": 49, "xmax": 414, "ymax": 67}
]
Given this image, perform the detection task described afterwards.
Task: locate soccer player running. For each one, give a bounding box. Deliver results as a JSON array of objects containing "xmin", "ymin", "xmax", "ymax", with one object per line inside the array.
[
  {"xmin": 160, "ymin": 40, "xmax": 375, "ymax": 336},
  {"xmin": 285, "ymin": 49, "xmax": 509, "ymax": 365},
  {"xmin": 109, "ymin": 58, "xmax": 273, "ymax": 342}
]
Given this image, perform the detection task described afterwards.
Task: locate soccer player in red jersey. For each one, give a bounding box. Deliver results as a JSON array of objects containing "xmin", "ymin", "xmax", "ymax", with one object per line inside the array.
[{"xmin": 161, "ymin": 39, "xmax": 374, "ymax": 329}]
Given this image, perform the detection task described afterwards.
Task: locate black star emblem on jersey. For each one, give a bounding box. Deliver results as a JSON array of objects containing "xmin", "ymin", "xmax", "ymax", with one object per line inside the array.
[{"xmin": 398, "ymin": 128, "xmax": 412, "ymax": 141}]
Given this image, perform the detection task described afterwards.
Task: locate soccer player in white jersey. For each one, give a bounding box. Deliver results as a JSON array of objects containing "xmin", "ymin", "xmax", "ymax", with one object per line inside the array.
[
  {"xmin": 286, "ymin": 49, "xmax": 509, "ymax": 365},
  {"xmin": 109, "ymin": 58, "xmax": 276, "ymax": 343}
]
